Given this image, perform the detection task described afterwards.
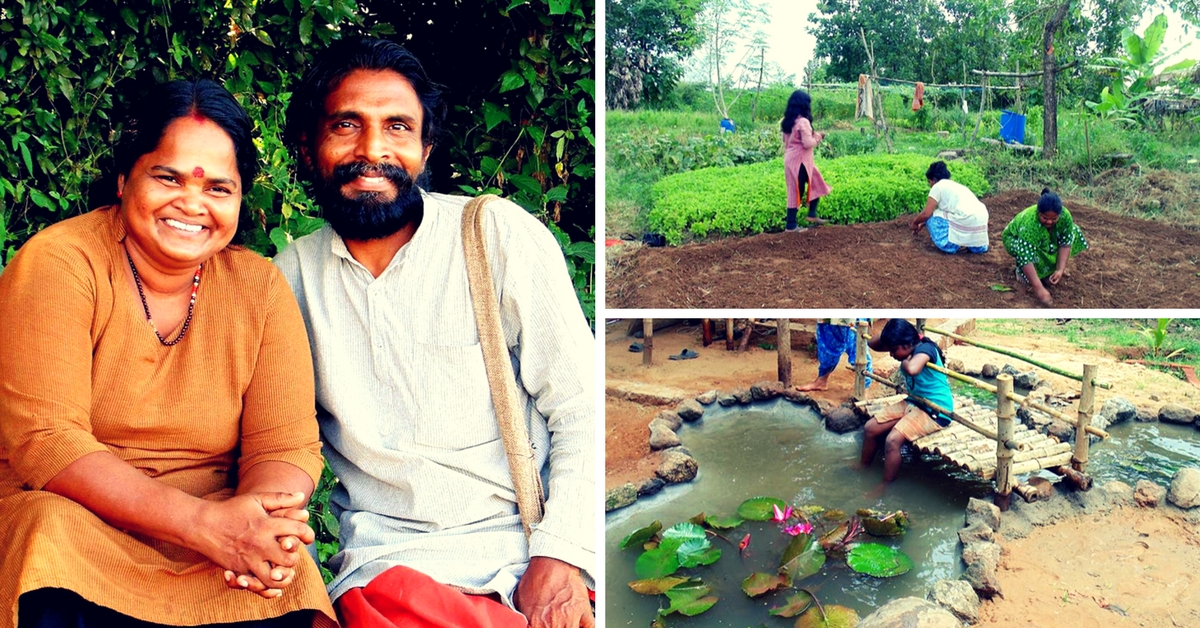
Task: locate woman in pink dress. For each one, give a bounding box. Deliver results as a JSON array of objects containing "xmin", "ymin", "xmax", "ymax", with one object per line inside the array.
[{"xmin": 782, "ymin": 90, "xmax": 832, "ymax": 231}]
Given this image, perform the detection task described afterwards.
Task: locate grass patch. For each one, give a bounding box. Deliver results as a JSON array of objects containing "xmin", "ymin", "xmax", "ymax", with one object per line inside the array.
[{"xmin": 974, "ymin": 319, "xmax": 1200, "ymax": 368}]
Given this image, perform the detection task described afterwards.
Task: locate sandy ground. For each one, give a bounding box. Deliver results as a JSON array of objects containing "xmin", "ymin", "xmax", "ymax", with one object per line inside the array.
[
  {"xmin": 606, "ymin": 189, "xmax": 1200, "ymax": 309},
  {"xmin": 605, "ymin": 319, "xmax": 1200, "ymax": 626}
]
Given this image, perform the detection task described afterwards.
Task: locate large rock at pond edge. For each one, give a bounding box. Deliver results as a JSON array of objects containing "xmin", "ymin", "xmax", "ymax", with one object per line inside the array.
[
  {"xmin": 656, "ymin": 447, "xmax": 698, "ymax": 484},
  {"xmin": 750, "ymin": 380, "xmax": 784, "ymax": 401},
  {"xmin": 961, "ymin": 541, "xmax": 1003, "ymax": 598},
  {"xmin": 1001, "ymin": 364, "xmax": 1020, "ymax": 377},
  {"xmin": 1046, "ymin": 420, "xmax": 1075, "ymax": 443},
  {"xmin": 733, "ymin": 388, "xmax": 754, "ymax": 404},
  {"xmin": 857, "ymin": 597, "xmax": 961, "ymax": 628},
  {"xmin": 717, "ymin": 392, "xmax": 738, "ymax": 407},
  {"xmin": 1136, "ymin": 406, "xmax": 1157, "ymax": 422},
  {"xmin": 1168, "ymin": 467, "xmax": 1200, "ymax": 509},
  {"xmin": 637, "ymin": 477, "xmax": 665, "ymax": 497},
  {"xmin": 1100, "ymin": 397, "xmax": 1137, "ymax": 427},
  {"xmin": 965, "ymin": 498, "xmax": 1001, "ymax": 531},
  {"xmin": 1134, "ymin": 479, "xmax": 1165, "ymax": 507},
  {"xmin": 825, "ymin": 405, "xmax": 867, "ymax": 434},
  {"xmin": 1159, "ymin": 403, "xmax": 1199, "ymax": 425},
  {"xmin": 958, "ymin": 520, "xmax": 995, "ymax": 544},
  {"xmin": 981, "ymin": 363, "xmax": 999, "ymax": 378},
  {"xmin": 696, "ymin": 390, "xmax": 718, "ymax": 405},
  {"xmin": 1014, "ymin": 370, "xmax": 1041, "ymax": 389},
  {"xmin": 928, "ymin": 579, "xmax": 981, "ymax": 624},
  {"xmin": 946, "ymin": 358, "xmax": 965, "ymax": 373},
  {"xmin": 648, "ymin": 420, "xmax": 681, "ymax": 450},
  {"xmin": 605, "ymin": 484, "xmax": 637, "ymax": 512},
  {"xmin": 781, "ymin": 389, "xmax": 813, "ymax": 405},
  {"xmin": 675, "ymin": 399, "xmax": 704, "ymax": 422},
  {"xmin": 654, "ymin": 410, "xmax": 682, "ymax": 431}
]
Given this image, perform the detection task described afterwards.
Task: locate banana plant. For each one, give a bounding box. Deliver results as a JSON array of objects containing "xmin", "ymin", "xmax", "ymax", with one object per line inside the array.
[{"xmin": 1086, "ymin": 14, "xmax": 1196, "ymax": 125}]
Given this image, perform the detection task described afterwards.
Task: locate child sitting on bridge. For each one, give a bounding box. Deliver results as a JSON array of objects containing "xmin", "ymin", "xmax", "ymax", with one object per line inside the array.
[{"xmin": 861, "ymin": 319, "xmax": 954, "ymax": 482}]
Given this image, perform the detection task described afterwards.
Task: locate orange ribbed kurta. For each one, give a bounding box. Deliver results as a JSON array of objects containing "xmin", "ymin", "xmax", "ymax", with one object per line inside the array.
[{"xmin": 0, "ymin": 208, "xmax": 336, "ymax": 627}]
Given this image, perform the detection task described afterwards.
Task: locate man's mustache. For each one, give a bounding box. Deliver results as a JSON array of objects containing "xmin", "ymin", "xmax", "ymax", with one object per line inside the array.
[{"xmin": 332, "ymin": 161, "xmax": 413, "ymax": 188}]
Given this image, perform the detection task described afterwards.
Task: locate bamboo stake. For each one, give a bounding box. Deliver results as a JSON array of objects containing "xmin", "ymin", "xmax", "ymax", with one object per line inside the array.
[
  {"xmin": 738, "ymin": 319, "xmax": 754, "ymax": 353},
  {"xmin": 854, "ymin": 321, "xmax": 868, "ymax": 400},
  {"xmin": 1051, "ymin": 465, "xmax": 1093, "ymax": 491},
  {"xmin": 778, "ymin": 318, "xmax": 792, "ymax": 387},
  {"xmin": 642, "ymin": 319, "xmax": 653, "ymax": 366},
  {"xmin": 725, "ymin": 319, "xmax": 735, "ymax": 351},
  {"xmin": 995, "ymin": 375, "xmax": 1016, "ymax": 510},
  {"xmin": 923, "ymin": 363, "xmax": 1111, "ymax": 439},
  {"xmin": 1011, "ymin": 453, "xmax": 1074, "ymax": 476},
  {"xmin": 1074, "ymin": 364, "xmax": 1097, "ymax": 472},
  {"xmin": 924, "ymin": 326, "xmax": 1112, "ymax": 388},
  {"xmin": 702, "ymin": 319, "xmax": 713, "ymax": 347}
]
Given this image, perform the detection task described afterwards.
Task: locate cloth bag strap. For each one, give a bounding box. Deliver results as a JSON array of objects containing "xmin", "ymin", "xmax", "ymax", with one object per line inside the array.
[{"xmin": 461, "ymin": 194, "xmax": 545, "ymax": 539}]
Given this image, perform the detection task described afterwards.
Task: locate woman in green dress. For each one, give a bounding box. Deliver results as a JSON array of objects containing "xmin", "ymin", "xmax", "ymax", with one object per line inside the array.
[{"xmin": 1001, "ymin": 188, "xmax": 1088, "ymax": 306}]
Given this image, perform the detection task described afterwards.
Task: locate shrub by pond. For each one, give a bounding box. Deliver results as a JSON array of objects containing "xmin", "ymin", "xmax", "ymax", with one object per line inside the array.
[{"xmin": 647, "ymin": 153, "xmax": 990, "ymax": 245}]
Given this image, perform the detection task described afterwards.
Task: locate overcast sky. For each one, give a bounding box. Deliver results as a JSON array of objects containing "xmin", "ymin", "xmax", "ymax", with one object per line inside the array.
[{"xmin": 723, "ymin": 0, "xmax": 1194, "ymax": 86}]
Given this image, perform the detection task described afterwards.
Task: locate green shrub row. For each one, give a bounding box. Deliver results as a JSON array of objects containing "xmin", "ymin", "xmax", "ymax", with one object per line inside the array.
[
  {"xmin": 608, "ymin": 127, "xmax": 782, "ymax": 178},
  {"xmin": 647, "ymin": 153, "xmax": 990, "ymax": 244}
]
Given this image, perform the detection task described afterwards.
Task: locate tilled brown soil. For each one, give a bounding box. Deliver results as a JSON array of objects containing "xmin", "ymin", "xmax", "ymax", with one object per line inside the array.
[{"xmin": 607, "ymin": 190, "xmax": 1200, "ymax": 309}]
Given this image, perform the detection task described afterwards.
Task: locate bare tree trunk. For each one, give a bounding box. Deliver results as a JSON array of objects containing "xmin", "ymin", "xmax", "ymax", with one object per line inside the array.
[
  {"xmin": 751, "ymin": 47, "xmax": 765, "ymax": 121},
  {"xmin": 1042, "ymin": 0, "xmax": 1071, "ymax": 159}
]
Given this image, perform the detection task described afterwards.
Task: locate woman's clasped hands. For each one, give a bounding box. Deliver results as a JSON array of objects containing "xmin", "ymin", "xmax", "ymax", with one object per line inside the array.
[{"xmin": 192, "ymin": 491, "xmax": 315, "ymax": 599}]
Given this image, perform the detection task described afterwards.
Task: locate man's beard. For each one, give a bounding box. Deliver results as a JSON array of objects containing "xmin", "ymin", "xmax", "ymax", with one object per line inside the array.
[{"xmin": 314, "ymin": 161, "xmax": 424, "ymax": 242}]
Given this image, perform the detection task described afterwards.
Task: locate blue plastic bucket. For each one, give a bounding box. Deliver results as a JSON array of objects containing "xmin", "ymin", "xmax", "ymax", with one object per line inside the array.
[{"xmin": 999, "ymin": 110, "xmax": 1026, "ymax": 144}]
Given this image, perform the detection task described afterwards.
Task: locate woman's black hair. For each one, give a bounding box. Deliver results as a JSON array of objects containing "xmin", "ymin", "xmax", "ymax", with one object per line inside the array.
[
  {"xmin": 1036, "ymin": 188, "xmax": 1063, "ymax": 214},
  {"xmin": 781, "ymin": 90, "xmax": 813, "ymax": 134},
  {"xmin": 880, "ymin": 319, "xmax": 943, "ymax": 362},
  {"xmin": 284, "ymin": 37, "xmax": 448, "ymax": 184},
  {"xmin": 112, "ymin": 79, "xmax": 258, "ymax": 196},
  {"xmin": 925, "ymin": 161, "xmax": 952, "ymax": 182}
]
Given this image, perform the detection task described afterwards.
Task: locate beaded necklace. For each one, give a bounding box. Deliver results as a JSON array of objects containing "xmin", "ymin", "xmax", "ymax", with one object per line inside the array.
[{"xmin": 125, "ymin": 248, "xmax": 202, "ymax": 346}]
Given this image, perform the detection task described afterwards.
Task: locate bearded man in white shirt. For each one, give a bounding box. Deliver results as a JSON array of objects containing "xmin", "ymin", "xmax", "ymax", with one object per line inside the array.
[{"xmin": 273, "ymin": 37, "xmax": 595, "ymax": 628}]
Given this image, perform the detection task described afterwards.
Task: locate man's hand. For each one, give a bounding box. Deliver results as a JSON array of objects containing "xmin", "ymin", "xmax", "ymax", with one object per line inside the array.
[{"xmin": 515, "ymin": 557, "xmax": 594, "ymax": 628}]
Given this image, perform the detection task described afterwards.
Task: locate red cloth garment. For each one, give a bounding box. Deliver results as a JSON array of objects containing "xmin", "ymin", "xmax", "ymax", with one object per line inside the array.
[
  {"xmin": 912, "ymin": 82, "xmax": 925, "ymax": 111},
  {"xmin": 336, "ymin": 566, "xmax": 528, "ymax": 628}
]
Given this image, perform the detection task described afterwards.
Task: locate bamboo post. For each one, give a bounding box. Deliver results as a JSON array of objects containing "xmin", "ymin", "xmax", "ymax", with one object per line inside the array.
[
  {"xmin": 854, "ymin": 320, "xmax": 868, "ymax": 400},
  {"xmin": 778, "ymin": 319, "xmax": 792, "ymax": 387},
  {"xmin": 642, "ymin": 319, "xmax": 653, "ymax": 366},
  {"xmin": 1074, "ymin": 364, "xmax": 1097, "ymax": 472},
  {"xmin": 995, "ymin": 374, "xmax": 1016, "ymax": 511},
  {"xmin": 1083, "ymin": 111, "xmax": 1093, "ymax": 187},
  {"xmin": 702, "ymin": 319, "xmax": 713, "ymax": 347},
  {"xmin": 1051, "ymin": 465, "xmax": 1093, "ymax": 491},
  {"xmin": 924, "ymin": 326, "xmax": 1112, "ymax": 388},
  {"xmin": 738, "ymin": 319, "xmax": 754, "ymax": 353},
  {"xmin": 725, "ymin": 319, "xmax": 735, "ymax": 351}
]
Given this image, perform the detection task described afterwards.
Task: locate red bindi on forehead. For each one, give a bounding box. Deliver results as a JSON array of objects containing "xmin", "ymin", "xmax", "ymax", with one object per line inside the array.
[{"xmin": 192, "ymin": 167, "xmax": 205, "ymax": 178}]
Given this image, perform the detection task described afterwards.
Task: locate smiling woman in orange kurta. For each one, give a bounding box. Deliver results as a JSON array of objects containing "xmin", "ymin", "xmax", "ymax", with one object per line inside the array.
[{"xmin": 0, "ymin": 79, "xmax": 335, "ymax": 628}]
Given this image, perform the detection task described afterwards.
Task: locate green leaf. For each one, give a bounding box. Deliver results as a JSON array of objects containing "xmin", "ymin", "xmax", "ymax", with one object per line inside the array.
[
  {"xmin": 254, "ymin": 29, "xmax": 275, "ymax": 47},
  {"xmin": 768, "ymin": 590, "xmax": 815, "ymax": 617},
  {"xmin": 779, "ymin": 533, "xmax": 826, "ymax": 580},
  {"xmin": 18, "ymin": 142, "xmax": 32, "ymax": 175},
  {"xmin": 736, "ymin": 496, "xmax": 786, "ymax": 521},
  {"xmin": 548, "ymin": 0, "xmax": 571, "ymax": 15},
  {"xmin": 857, "ymin": 509, "xmax": 909, "ymax": 536},
  {"xmin": 499, "ymin": 70, "xmax": 525, "ymax": 92},
  {"xmin": 846, "ymin": 543, "xmax": 915, "ymax": 577},
  {"xmin": 507, "ymin": 173, "xmax": 543, "ymax": 197},
  {"xmin": 482, "ymin": 101, "xmax": 511, "ymax": 132},
  {"xmin": 704, "ymin": 514, "xmax": 744, "ymax": 529},
  {"xmin": 628, "ymin": 576, "xmax": 688, "ymax": 595},
  {"xmin": 661, "ymin": 521, "xmax": 706, "ymax": 543},
  {"xmin": 677, "ymin": 542, "xmax": 720, "ymax": 568},
  {"xmin": 619, "ymin": 520, "xmax": 661, "ymax": 549},
  {"xmin": 989, "ymin": 284, "xmax": 1013, "ymax": 292},
  {"xmin": 795, "ymin": 604, "xmax": 859, "ymax": 628},
  {"xmin": 119, "ymin": 7, "xmax": 138, "ymax": 31},
  {"xmin": 299, "ymin": 13, "xmax": 314, "ymax": 45},
  {"xmin": 634, "ymin": 542, "xmax": 681, "ymax": 579},
  {"xmin": 28, "ymin": 189, "xmax": 54, "ymax": 210},
  {"xmin": 740, "ymin": 571, "xmax": 790, "ymax": 597},
  {"xmin": 269, "ymin": 227, "xmax": 292, "ymax": 253},
  {"xmin": 662, "ymin": 581, "xmax": 718, "ymax": 616},
  {"xmin": 565, "ymin": 241, "xmax": 594, "ymax": 264}
]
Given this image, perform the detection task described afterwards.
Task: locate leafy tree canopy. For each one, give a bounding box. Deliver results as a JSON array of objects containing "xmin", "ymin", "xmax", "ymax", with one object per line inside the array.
[{"xmin": 606, "ymin": 0, "xmax": 705, "ymax": 108}]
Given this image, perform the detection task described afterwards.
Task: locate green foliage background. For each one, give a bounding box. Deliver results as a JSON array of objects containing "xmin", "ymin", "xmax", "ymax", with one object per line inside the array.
[
  {"xmin": 0, "ymin": 0, "xmax": 595, "ymax": 321},
  {"xmin": 648, "ymin": 153, "xmax": 989, "ymax": 244}
]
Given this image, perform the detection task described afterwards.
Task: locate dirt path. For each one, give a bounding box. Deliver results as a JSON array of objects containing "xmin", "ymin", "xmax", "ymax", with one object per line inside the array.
[{"xmin": 606, "ymin": 190, "xmax": 1200, "ymax": 308}]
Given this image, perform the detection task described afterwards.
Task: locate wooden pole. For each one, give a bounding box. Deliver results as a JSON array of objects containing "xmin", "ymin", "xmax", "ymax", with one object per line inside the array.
[
  {"xmin": 925, "ymin": 326, "xmax": 1111, "ymax": 388},
  {"xmin": 854, "ymin": 320, "xmax": 868, "ymax": 400},
  {"xmin": 1083, "ymin": 111, "xmax": 1093, "ymax": 187},
  {"xmin": 995, "ymin": 374, "xmax": 1016, "ymax": 511},
  {"xmin": 1051, "ymin": 465, "xmax": 1093, "ymax": 491},
  {"xmin": 702, "ymin": 319, "xmax": 713, "ymax": 347},
  {"xmin": 725, "ymin": 319, "xmax": 735, "ymax": 351},
  {"xmin": 777, "ymin": 318, "xmax": 792, "ymax": 387},
  {"xmin": 737, "ymin": 319, "xmax": 754, "ymax": 353},
  {"xmin": 642, "ymin": 319, "xmax": 653, "ymax": 366},
  {"xmin": 1074, "ymin": 364, "xmax": 1097, "ymax": 472}
]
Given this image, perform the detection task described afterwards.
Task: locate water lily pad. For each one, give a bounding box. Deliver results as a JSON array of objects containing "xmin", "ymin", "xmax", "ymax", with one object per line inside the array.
[
  {"xmin": 737, "ymin": 496, "xmax": 787, "ymax": 521},
  {"xmin": 678, "ymin": 542, "xmax": 721, "ymax": 568},
  {"xmin": 740, "ymin": 571, "xmax": 791, "ymax": 597},
  {"xmin": 768, "ymin": 590, "xmax": 815, "ymax": 617},
  {"xmin": 704, "ymin": 514, "xmax": 744, "ymax": 529},
  {"xmin": 662, "ymin": 581, "xmax": 718, "ymax": 616},
  {"xmin": 620, "ymin": 520, "xmax": 662, "ymax": 549},
  {"xmin": 857, "ymin": 508, "xmax": 910, "ymax": 536},
  {"xmin": 822, "ymin": 509, "xmax": 847, "ymax": 521},
  {"xmin": 795, "ymin": 604, "xmax": 859, "ymax": 628},
  {"xmin": 688, "ymin": 512, "xmax": 707, "ymax": 526},
  {"xmin": 846, "ymin": 543, "xmax": 915, "ymax": 577},
  {"xmin": 779, "ymin": 532, "xmax": 826, "ymax": 580},
  {"xmin": 628, "ymin": 576, "xmax": 689, "ymax": 595},
  {"xmin": 635, "ymin": 541, "xmax": 682, "ymax": 579},
  {"xmin": 662, "ymin": 521, "xmax": 707, "ymax": 543}
]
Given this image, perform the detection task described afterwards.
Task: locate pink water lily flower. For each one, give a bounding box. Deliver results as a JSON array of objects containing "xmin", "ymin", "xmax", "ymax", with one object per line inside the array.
[
  {"xmin": 783, "ymin": 521, "xmax": 814, "ymax": 536},
  {"xmin": 771, "ymin": 503, "xmax": 794, "ymax": 523}
]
